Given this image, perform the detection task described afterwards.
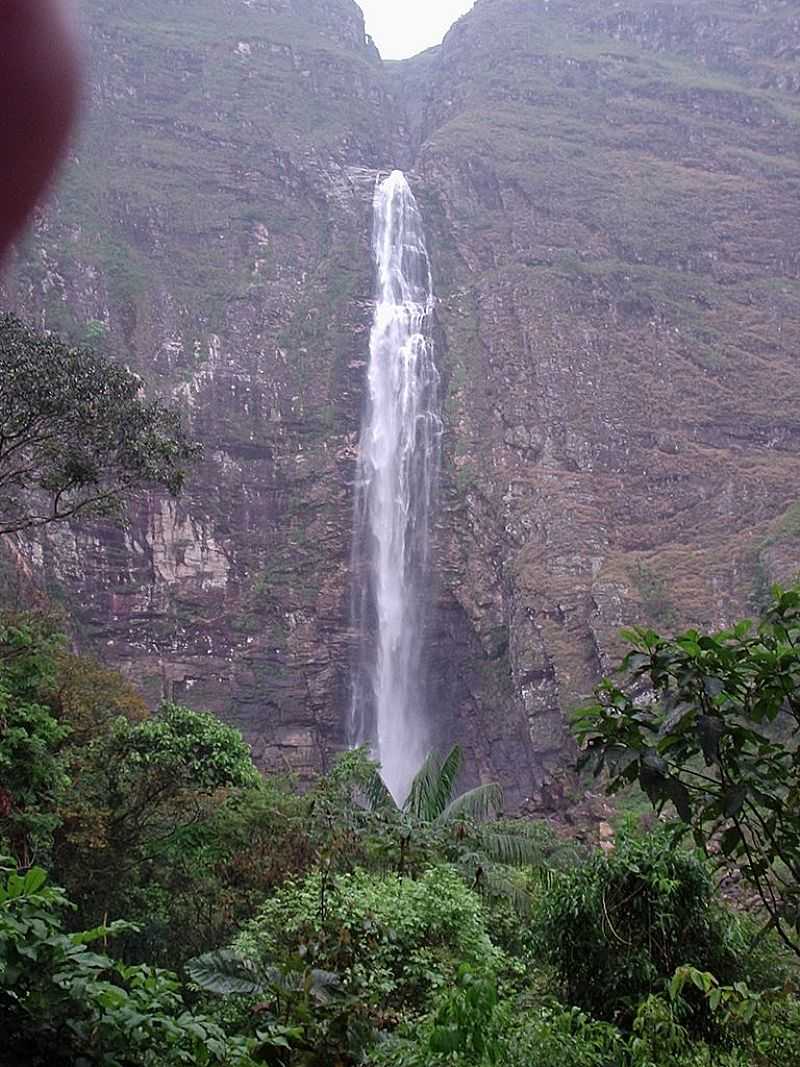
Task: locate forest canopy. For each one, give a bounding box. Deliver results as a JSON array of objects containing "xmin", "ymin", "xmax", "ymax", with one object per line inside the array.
[{"xmin": 2, "ymin": 593, "xmax": 800, "ymax": 1065}]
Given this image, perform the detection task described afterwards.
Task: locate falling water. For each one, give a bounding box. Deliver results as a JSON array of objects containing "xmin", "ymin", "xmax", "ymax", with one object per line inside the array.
[{"xmin": 350, "ymin": 170, "xmax": 441, "ymax": 802}]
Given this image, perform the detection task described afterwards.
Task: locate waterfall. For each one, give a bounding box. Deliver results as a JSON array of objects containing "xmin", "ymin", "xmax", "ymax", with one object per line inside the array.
[{"xmin": 349, "ymin": 170, "xmax": 441, "ymax": 803}]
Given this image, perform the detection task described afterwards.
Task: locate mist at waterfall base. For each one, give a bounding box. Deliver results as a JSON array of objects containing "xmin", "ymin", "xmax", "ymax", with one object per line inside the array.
[{"xmin": 350, "ymin": 171, "xmax": 442, "ymax": 804}]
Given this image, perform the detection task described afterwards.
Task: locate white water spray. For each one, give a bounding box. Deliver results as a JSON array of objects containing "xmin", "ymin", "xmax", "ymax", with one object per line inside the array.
[{"xmin": 350, "ymin": 170, "xmax": 441, "ymax": 802}]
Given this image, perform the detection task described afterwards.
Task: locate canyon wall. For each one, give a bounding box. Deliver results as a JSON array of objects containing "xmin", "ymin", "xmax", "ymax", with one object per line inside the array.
[{"xmin": 4, "ymin": 0, "xmax": 800, "ymax": 805}]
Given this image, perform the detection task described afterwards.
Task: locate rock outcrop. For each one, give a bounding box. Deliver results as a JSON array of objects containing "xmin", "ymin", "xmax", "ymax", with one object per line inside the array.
[{"xmin": 3, "ymin": 0, "xmax": 800, "ymax": 805}]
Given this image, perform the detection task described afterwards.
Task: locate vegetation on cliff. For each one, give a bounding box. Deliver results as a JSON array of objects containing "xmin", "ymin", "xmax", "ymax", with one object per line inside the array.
[{"xmin": 0, "ymin": 314, "xmax": 198, "ymax": 536}]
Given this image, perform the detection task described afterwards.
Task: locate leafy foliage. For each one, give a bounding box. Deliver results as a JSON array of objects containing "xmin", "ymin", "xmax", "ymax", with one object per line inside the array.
[
  {"xmin": 532, "ymin": 828, "xmax": 755, "ymax": 1025},
  {"xmin": 97, "ymin": 702, "xmax": 260, "ymax": 794},
  {"xmin": 0, "ymin": 607, "xmax": 269, "ymax": 963},
  {"xmin": 0, "ymin": 616, "xmax": 69, "ymax": 862},
  {"xmin": 0, "ymin": 864, "xmax": 252, "ymax": 1066},
  {"xmin": 373, "ymin": 966, "xmax": 506, "ymax": 1066},
  {"xmin": 186, "ymin": 948, "xmax": 355, "ymax": 1066},
  {"xmin": 53, "ymin": 702, "xmax": 261, "ymax": 957},
  {"xmin": 1, "ymin": 607, "xmax": 799, "ymax": 1066},
  {"xmin": 0, "ymin": 313, "xmax": 199, "ymax": 534},
  {"xmin": 629, "ymin": 965, "xmax": 800, "ymax": 1067},
  {"xmin": 374, "ymin": 981, "xmax": 625, "ymax": 1067},
  {"xmin": 119, "ymin": 779, "xmax": 313, "ymax": 965},
  {"xmin": 573, "ymin": 586, "xmax": 800, "ymax": 956},
  {"xmin": 236, "ymin": 865, "xmax": 500, "ymax": 1023}
]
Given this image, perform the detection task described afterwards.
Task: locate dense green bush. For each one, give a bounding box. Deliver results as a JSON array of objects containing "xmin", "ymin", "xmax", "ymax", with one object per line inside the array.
[
  {"xmin": 0, "ymin": 864, "xmax": 252, "ymax": 1067},
  {"xmin": 532, "ymin": 828, "xmax": 752, "ymax": 1025},
  {"xmin": 504, "ymin": 1004, "xmax": 626, "ymax": 1067},
  {"xmin": 628, "ymin": 965, "xmax": 800, "ymax": 1067},
  {"xmin": 237, "ymin": 865, "xmax": 501, "ymax": 1022},
  {"xmin": 0, "ymin": 617, "xmax": 69, "ymax": 863},
  {"xmin": 371, "ymin": 980, "xmax": 625, "ymax": 1067}
]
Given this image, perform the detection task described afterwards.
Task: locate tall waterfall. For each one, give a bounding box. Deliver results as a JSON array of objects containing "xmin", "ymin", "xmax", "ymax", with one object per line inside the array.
[{"xmin": 350, "ymin": 170, "xmax": 441, "ymax": 803}]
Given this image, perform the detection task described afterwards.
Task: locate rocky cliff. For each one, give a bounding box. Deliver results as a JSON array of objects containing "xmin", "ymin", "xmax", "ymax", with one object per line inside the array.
[{"xmin": 3, "ymin": 0, "xmax": 800, "ymax": 805}]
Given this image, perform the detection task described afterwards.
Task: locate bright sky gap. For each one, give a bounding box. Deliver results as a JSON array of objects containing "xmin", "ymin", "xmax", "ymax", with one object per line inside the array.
[{"xmin": 356, "ymin": 0, "xmax": 475, "ymax": 60}]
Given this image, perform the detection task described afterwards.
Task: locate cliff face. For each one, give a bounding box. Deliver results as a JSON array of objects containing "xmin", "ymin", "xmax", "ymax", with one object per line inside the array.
[
  {"xmin": 4, "ymin": 0, "xmax": 390, "ymax": 774},
  {"xmin": 411, "ymin": 0, "xmax": 800, "ymax": 800},
  {"xmin": 4, "ymin": 0, "xmax": 800, "ymax": 803}
]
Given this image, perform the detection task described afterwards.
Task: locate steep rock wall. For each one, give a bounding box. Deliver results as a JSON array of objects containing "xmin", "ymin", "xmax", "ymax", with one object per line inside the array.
[
  {"xmin": 414, "ymin": 0, "xmax": 800, "ymax": 800},
  {"xmin": 3, "ymin": 0, "xmax": 800, "ymax": 803},
  {"xmin": 3, "ymin": 0, "xmax": 394, "ymax": 776}
]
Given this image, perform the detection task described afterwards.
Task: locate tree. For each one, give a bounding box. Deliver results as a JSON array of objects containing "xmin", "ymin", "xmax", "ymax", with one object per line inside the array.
[
  {"xmin": 0, "ymin": 313, "xmax": 199, "ymax": 534},
  {"xmin": 573, "ymin": 585, "xmax": 800, "ymax": 957},
  {"xmin": 0, "ymin": 614, "xmax": 69, "ymax": 865},
  {"xmin": 0, "ymin": 606, "xmax": 268, "ymax": 963},
  {"xmin": 366, "ymin": 745, "xmax": 552, "ymax": 911},
  {"xmin": 55, "ymin": 703, "xmax": 261, "ymax": 948}
]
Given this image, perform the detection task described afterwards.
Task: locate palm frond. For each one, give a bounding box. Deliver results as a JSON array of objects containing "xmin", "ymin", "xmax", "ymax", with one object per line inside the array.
[
  {"xmin": 307, "ymin": 968, "xmax": 342, "ymax": 1005},
  {"xmin": 474, "ymin": 865, "xmax": 533, "ymax": 917},
  {"xmin": 438, "ymin": 782, "xmax": 502, "ymax": 825},
  {"xmin": 365, "ymin": 767, "xmax": 396, "ymax": 813},
  {"xmin": 432, "ymin": 745, "xmax": 463, "ymax": 817},
  {"xmin": 405, "ymin": 745, "xmax": 464, "ymax": 820},
  {"xmin": 476, "ymin": 826, "xmax": 548, "ymax": 866},
  {"xmin": 530, "ymin": 865, "xmax": 559, "ymax": 893},
  {"xmin": 404, "ymin": 750, "xmax": 436, "ymax": 819}
]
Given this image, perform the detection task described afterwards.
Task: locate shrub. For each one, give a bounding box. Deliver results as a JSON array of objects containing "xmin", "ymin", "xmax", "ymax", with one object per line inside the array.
[
  {"xmin": 371, "ymin": 990, "xmax": 625, "ymax": 1067},
  {"xmin": 505, "ymin": 1004, "xmax": 626, "ymax": 1067},
  {"xmin": 532, "ymin": 828, "xmax": 749, "ymax": 1025},
  {"xmin": 0, "ymin": 864, "xmax": 251, "ymax": 1066},
  {"xmin": 573, "ymin": 587, "xmax": 800, "ymax": 957},
  {"xmin": 0, "ymin": 616, "xmax": 69, "ymax": 862},
  {"xmin": 237, "ymin": 865, "xmax": 501, "ymax": 1023}
]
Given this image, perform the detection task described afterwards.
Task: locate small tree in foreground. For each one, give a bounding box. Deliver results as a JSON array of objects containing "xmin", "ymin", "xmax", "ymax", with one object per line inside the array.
[
  {"xmin": 573, "ymin": 586, "xmax": 800, "ymax": 957},
  {"xmin": 0, "ymin": 313, "xmax": 199, "ymax": 534},
  {"xmin": 0, "ymin": 864, "xmax": 251, "ymax": 1066}
]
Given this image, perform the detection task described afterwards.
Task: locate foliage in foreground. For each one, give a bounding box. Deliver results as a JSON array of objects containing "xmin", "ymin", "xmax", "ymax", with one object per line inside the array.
[
  {"xmin": 2, "ymin": 598, "xmax": 800, "ymax": 1065},
  {"xmin": 231, "ymin": 865, "xmax": 499, "ymax": 1037},
  {"xmin": 532, "ymin": 827, "xmax": 773, "ymax": 1026},
  {"xmin": 0, "ymin": 612, "xmax": 271, "ymax": 964},
  {"xmin": 188, "ymin": 863, "xmax": 512, "ymax": 1065},
  {"xmin": 0, "ymin": 864, "xmax": 252, "ymax": 1067},
  {"xmin": 373, "ymin": 967, "xmax": 800, "ymax": 1067},
  {"xmin": 574, "ymin": 585, "xmax": 800, "ymax": 957}
]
